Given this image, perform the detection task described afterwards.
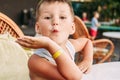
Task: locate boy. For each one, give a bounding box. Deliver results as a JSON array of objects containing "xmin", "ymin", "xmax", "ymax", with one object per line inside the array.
[
  {"xmin": 17, "ymin": 0, "xmax": 93, "ymax": 80},
  {"xmin": 90, "ymin": 11, "xmax": 101, "ymax": 40}
]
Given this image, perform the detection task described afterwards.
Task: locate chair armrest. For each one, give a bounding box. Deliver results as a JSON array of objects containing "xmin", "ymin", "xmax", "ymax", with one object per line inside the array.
[{"xmin": 92, "ymin": 39, "xmax": 114, "ymax": 63}]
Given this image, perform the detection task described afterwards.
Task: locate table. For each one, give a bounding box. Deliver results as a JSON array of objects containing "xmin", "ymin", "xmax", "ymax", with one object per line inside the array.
[
  {"xmin": 103, "ymin": 32, "xmax": 120, "ymax": 39},
  {"xmin": 86, "ymin": 22, "xmax": 120, "ymax": 31},
  {"xmin": 82, "ymin": 62, "xmax": 120, "ymax": 80},
  {"xmin": 85, "ymin": 21, "xmax": 114, "ymax": 26}
]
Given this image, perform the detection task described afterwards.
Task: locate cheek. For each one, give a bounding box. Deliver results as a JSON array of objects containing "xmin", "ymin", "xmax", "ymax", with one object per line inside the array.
[
  {"xmin": 40, "ymin": 27, "xmax": 49, "ymax": 34},
  {"xmin": 39, "ymin": 21, "xmax": 51, "ymax": 30},
  {"xmin": 40, "ymin": 25, "xmax": 52, "ymax": 36},
  {"xmin": 37, "ymin": 19, "xmax": 51, "ymax": 35},
  {"xmin": 62, "ymin": 22, "xmax": 73, "ymax": 32}
]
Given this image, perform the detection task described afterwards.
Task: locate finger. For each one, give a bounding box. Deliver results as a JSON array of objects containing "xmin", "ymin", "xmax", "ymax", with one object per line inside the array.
[
  {"xmin": 84, "ymin": 69, "xmax": 90, "ymax": 74},
  {"xmin": 16, "ymin": 39, "xmax": 31, "ymax": 47},
  {"xmin": 17, "ymin": 37, "xmax": 34, "ymax": 45},
  {"xmin": 79, "ymin": 67, "xmax": 88, "ymax": 73},
  {"xmin": 84, "ymin": 66, "xmax": 92, "ymax": 74},
  {"xmin": 79, "ymin": 65, "xmax": 87, "ymax": 72},
  {"xmin": 22, "ymin": 36, "xmax": 35, "ymax": 44},
  {"xmin": 16, "ymin": 37, "xmax": 34, "ymax": 47},
  {"xmin": 78, "ymin": 63, "xmax": 89, "ymax": 73}
]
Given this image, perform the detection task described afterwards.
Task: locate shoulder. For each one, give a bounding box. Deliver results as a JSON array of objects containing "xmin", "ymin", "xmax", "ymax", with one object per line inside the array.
[{"xmin": 28, "ymin": 54, "xmax": 55, "ymax": 78}]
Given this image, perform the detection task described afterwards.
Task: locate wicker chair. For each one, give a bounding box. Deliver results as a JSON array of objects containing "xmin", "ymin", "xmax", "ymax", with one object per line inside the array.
[
  {"xmin": 0, "ymin": 12, "xmax": 33, "ymax": 57},
  {"xmin": 0, "ymin": 12, "xmax": 24, "ymax": 38},
  {"xmin": 73, "ymin": 16, "xmax": 114, "ymax": 64}
]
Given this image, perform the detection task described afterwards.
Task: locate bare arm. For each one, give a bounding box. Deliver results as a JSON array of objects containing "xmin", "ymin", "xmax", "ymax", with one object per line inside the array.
[
  {"xmin": 70, "ymin": 38, "xmax": 93, "ymax": 73},
  {"xmin": 16, "ymin": 36, "xmax": 83, "ymax": 80},
  {"xmin": 96, "ymin": 23, "xmax": 101, "ymax": 27},
  {"xmin": 28, "ymin": 55, "xmax": 65, "ymax": 80}
]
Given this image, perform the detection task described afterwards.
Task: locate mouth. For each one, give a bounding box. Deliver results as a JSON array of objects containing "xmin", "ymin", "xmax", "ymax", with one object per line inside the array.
[{"xmin": 52, "ymin": 29, "xmax": 59, "ymax": 33}]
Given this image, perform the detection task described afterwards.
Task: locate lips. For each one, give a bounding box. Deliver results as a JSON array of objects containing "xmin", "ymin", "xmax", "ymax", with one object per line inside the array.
[{"xmin": 52, "ymin": 29, "xmax": 59, "ymax": 33}]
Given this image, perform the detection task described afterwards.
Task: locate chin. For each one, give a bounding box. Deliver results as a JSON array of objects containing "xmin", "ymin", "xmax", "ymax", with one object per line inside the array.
[
  {"xmin": 51, "ymin": 38, "xmax": 63, "ymax": 44},
  {"xmin": 50, "ymin": 35, "xmax": 68, "ymax": 45}
]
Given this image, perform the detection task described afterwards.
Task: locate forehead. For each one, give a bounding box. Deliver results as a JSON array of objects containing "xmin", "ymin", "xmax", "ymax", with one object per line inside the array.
[{"xmin": 39, "ymin": 2, "xmax": 71, "ymax": 13}]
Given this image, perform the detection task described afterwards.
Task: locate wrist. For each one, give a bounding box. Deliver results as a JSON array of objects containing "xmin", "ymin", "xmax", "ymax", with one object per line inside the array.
[{"xmin": 46, "ymin": 39, "xmax": 61, "ymax": 55}]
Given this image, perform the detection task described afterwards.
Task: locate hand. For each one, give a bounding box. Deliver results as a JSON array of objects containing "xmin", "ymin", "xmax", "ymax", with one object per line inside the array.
[
  {"xmin": 77, "ymin": 59, "xmax": 93, "ymax": 74},
  {"xmin": 16, "ymin": 36, "xmax": 50, "ymax": 49}
]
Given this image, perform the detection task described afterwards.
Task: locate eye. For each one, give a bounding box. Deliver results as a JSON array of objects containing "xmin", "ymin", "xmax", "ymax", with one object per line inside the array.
[
  {"xmin": 60, "ymin": 16, "xmax": 66, "ymax": 19},
  {"xmin": 44, "ymin": 16, "xmax": 51, "ymax": 19}
]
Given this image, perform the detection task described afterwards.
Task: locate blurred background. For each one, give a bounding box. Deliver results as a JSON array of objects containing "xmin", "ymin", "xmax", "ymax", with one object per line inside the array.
[
  {"xmin": 0, "ymin": 0, "xmax": 120, "ymax": 61},
  {"xmin": 0, "ymin": 0, "xmax": 120, "ymax": 25},
  {"xmin": 0, "ymin": 0, "xmax": 120, "ymax": 27}
]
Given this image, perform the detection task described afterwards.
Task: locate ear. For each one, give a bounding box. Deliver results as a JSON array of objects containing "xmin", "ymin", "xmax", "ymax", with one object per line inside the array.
[
  {"xmin": 69, "ymin": 22, "xmax": 75, "ymax": 35},
  {"xmin": 35, "ymin": 22, "xmax": 41, "ymax": 34}
]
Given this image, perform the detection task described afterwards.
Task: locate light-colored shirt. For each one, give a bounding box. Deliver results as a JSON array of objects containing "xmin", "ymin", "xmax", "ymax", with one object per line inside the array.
[
  {"xmin": 34, "ymin": 40, "xmax": 75, "ymax": 64},
  {"xmin": 91, "ymin": 17, "xmax": 99, "ymax": 30}
]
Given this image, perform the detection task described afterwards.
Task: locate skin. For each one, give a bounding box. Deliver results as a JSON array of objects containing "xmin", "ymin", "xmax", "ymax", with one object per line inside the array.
[{"xmin": 16, "ymin": 1, "xmax": 93, "ymax": 80}]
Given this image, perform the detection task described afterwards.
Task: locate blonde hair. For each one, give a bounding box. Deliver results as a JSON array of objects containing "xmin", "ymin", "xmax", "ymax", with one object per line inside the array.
[{"xmin": 35, "ymin": 0, "xmax": 74, "ymax": 21}]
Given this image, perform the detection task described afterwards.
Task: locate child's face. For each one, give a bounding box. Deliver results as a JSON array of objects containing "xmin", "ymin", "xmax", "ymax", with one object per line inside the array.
[
  {"xmin": 35, "ymin": 2, "xmax": 75, "ymax": 44},
  {"xmin": 95, "ymin": 13, "xmax": 99, "ymax": 19},
  {"xmin": 83, "ymin": 12, "xmax": 87, "ymax": 18}
]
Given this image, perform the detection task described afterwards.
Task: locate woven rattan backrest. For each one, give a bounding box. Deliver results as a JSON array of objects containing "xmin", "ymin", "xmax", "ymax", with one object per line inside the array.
[
  {"xmin": 72, "ymin": 16, "xmax": 91, "ymax": 39},
  {"xmin": 0, "ymin": 12, "xmax": 24, "ymax": 38}
]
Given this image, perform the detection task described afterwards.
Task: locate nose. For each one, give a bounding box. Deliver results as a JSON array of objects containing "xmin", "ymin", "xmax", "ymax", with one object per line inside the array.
[
  {"xmin": 53, "ymin": 23, "xmax": 58, "ymax": 26},
  {"xmin": 52, "ymin": 17, "xmax": 59, "ymax": 26}
]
